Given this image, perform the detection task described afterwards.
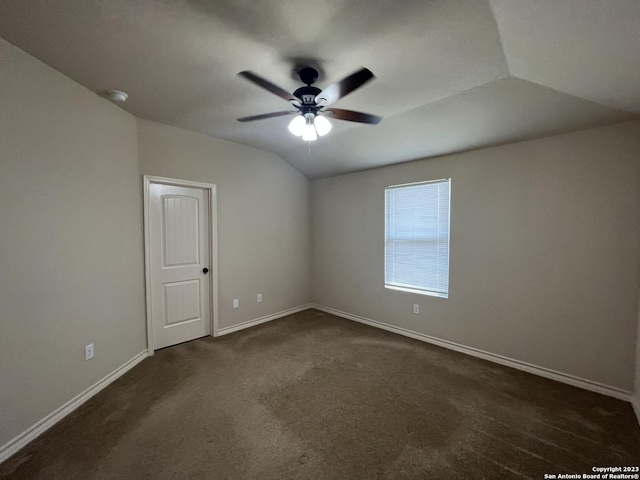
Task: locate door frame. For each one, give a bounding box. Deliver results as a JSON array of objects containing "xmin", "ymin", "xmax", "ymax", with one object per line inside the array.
[{"xmin": 143, "ymin": 175, "xmax": 219, "ymax": 355}]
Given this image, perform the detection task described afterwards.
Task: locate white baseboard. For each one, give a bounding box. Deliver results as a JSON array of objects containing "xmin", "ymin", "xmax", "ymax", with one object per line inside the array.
[
  {"xmin": 217, "ymin": 304, "xmax": 312, "ymax": 336},
  {"xmin": 2, "ymin": 305, "xmax": 635, "ymax": 466},
  {"xmin": 0, "ymin": 350, "xmax": 148, "ymax": 465},
  {"xmin": 312, "ymin": 304, "xmax": 633, "ymax": 402}
]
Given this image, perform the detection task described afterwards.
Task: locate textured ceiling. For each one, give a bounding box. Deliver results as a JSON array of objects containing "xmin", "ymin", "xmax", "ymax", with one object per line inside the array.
[{"xmin": 0, "ymin": 0, "xmax": 638, "ymax": 179}]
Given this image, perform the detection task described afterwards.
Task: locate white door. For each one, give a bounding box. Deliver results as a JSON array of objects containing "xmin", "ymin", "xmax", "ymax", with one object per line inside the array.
[{"xmin": 149, "ymin": 183, "xmax": 211, "ymax": 349}]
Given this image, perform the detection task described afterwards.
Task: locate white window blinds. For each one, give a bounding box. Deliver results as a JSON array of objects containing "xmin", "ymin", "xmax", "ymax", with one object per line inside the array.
[{"xmin": 385, "ymin": 179, "xmax": 450, "ymax": 297}]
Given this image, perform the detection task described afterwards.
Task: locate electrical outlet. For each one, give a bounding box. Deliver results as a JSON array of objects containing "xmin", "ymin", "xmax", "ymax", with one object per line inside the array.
[
  {"xmin": 257, "ymin": 294, "xmax": 262, "ymax": 303},
  {"xmin": 85, "ymin": 343, "xmax": 94, "ymax": 360},
  {"xmin": 233, "ymin": 299, "xmax": 239, "ymax": 309},
  {"xmin": 413, "ymin": 304, "xmax": 419, "ymax": 314}
]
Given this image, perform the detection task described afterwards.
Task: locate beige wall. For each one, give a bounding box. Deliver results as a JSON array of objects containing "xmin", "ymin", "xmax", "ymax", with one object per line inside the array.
[
  {"xmin": 0, "ymin": 37, "xmax": 311, "ymax": 451},
  {"xmin": 0, "ymin": 39, "xmax": 146, "ymax": 447},
  {"xmin": 636, "ymin": 293, "xmax": 640, "ymax": 412},
  {"xmin": 1, "ymin": 31, "xmax": 637, "ymax": 453},
  {"xmin": 311, "ymin": 121, "xmax": 640, "ymax": 391},
  {"xmin": 137, "ymin": 120, "xmax": 311, "ymax": 330}
]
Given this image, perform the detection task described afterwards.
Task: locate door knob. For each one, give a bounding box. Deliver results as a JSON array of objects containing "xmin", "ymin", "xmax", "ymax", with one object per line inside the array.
[{"xmin": 202, "ymin": 267, "xmax": 209, "ymax": 274}]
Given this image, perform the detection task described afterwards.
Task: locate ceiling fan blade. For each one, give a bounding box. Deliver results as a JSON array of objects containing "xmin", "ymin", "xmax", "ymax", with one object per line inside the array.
[
  {"xmin": 237, "ymin": 111, "xmax": 299, "ymax": 122},
  {"xmin": 238, "ymin": 71, "xmax": 298, "ymax": 103},
  {"xmin": 323, "ymin": 108, "xmax": 382, "ymax": 124},
  {"xmin": 315, "ymin": 68, "xmax": 375, "ymax": 106}
]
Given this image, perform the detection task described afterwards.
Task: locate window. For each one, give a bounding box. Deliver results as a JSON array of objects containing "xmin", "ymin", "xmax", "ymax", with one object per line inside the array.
[{"xmin": 385, "ymin": 179, "xmax": 450, "ymax": 298}]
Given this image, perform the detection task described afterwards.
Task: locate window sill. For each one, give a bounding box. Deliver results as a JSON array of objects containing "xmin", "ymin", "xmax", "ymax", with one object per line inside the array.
[{"xmin": 384, "ymin": 285, "xmax": 448, "ymax": 298}]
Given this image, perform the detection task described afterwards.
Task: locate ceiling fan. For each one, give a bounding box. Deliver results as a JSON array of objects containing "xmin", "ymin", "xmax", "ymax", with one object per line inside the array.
[{"xmin": 237, "ymin": 66, "xmax": 382, "ymax": 141}]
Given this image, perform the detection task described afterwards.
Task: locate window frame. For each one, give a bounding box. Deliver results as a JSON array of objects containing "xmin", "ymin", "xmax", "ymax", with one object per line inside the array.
[{"xmin": 384, "ymin": 178, "xmax": 451, "ymax": 299}]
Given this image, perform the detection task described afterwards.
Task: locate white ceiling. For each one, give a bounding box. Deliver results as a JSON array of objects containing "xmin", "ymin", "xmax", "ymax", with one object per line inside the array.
[{"xmin": 0, "ymin": 0, "xmax": 638, "ymax": 179}]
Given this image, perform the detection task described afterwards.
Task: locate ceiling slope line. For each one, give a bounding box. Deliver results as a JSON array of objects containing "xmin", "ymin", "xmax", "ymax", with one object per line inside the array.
[
  {"xmin": 279, "ymin": 74, "xmax": 513, "ymax": 161},
  {"xmin": 508, "ymin": 74, "xmax": 640, "ymax": 116},
  {"xmin": 487, "ymin": 0, "xmax": 512, "ymax": 78}
]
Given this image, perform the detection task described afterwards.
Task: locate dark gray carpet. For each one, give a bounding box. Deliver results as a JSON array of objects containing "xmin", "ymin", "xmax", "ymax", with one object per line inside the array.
[{"xmin": 1, "ymin": 309, "xmax": 639, "ymax": 479}]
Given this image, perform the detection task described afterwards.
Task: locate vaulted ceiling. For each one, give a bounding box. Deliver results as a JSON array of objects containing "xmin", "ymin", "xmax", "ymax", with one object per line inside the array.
[{"xmin": 1, "ymin": 0, "xmax": 638, "ymax": 179}]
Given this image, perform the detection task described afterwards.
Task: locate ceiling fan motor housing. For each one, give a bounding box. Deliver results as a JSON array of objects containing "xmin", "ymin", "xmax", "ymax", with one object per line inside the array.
[
  {"xmin": 294, "ymin": 86, "xmax": 321, "ymax": 106},
  {"xmin": 299, "ymin": 67, "xmax": 319, "ymax": 85},
  {"xmin": 294, "ymin": 67, "xmax": 322, "ymax": 107}
]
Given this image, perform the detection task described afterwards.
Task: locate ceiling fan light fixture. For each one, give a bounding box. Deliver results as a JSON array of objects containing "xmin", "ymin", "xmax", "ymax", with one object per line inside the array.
[
  {"xmin": 301, "ymin": 122, "xmax": 318, "ymax": 142},
  {"xmin": 288, "ymin": 115, "xmax": 306, "ymax": 136},
  {"xmin": 314, "ymin": 115, "xmax": 332, "ymax": 136}
]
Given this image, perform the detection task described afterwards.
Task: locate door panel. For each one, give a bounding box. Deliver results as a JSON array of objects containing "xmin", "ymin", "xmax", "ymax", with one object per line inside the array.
[
  {"xmin": 149, "ymin": 183, "xmax": 210, "ymax": 349},
  {"xmin": 162, "ymin": 195, "xmax": 200, "ymax": 267},
  {"xmin": 163, "ymin": 280, "xmax": 201, "ymax": 326}
]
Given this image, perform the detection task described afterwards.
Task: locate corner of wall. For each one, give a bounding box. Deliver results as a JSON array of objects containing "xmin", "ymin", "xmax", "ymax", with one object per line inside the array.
[{"xmin": 635, "ymin": 289, "xmax": 640, "ymax": 425}]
